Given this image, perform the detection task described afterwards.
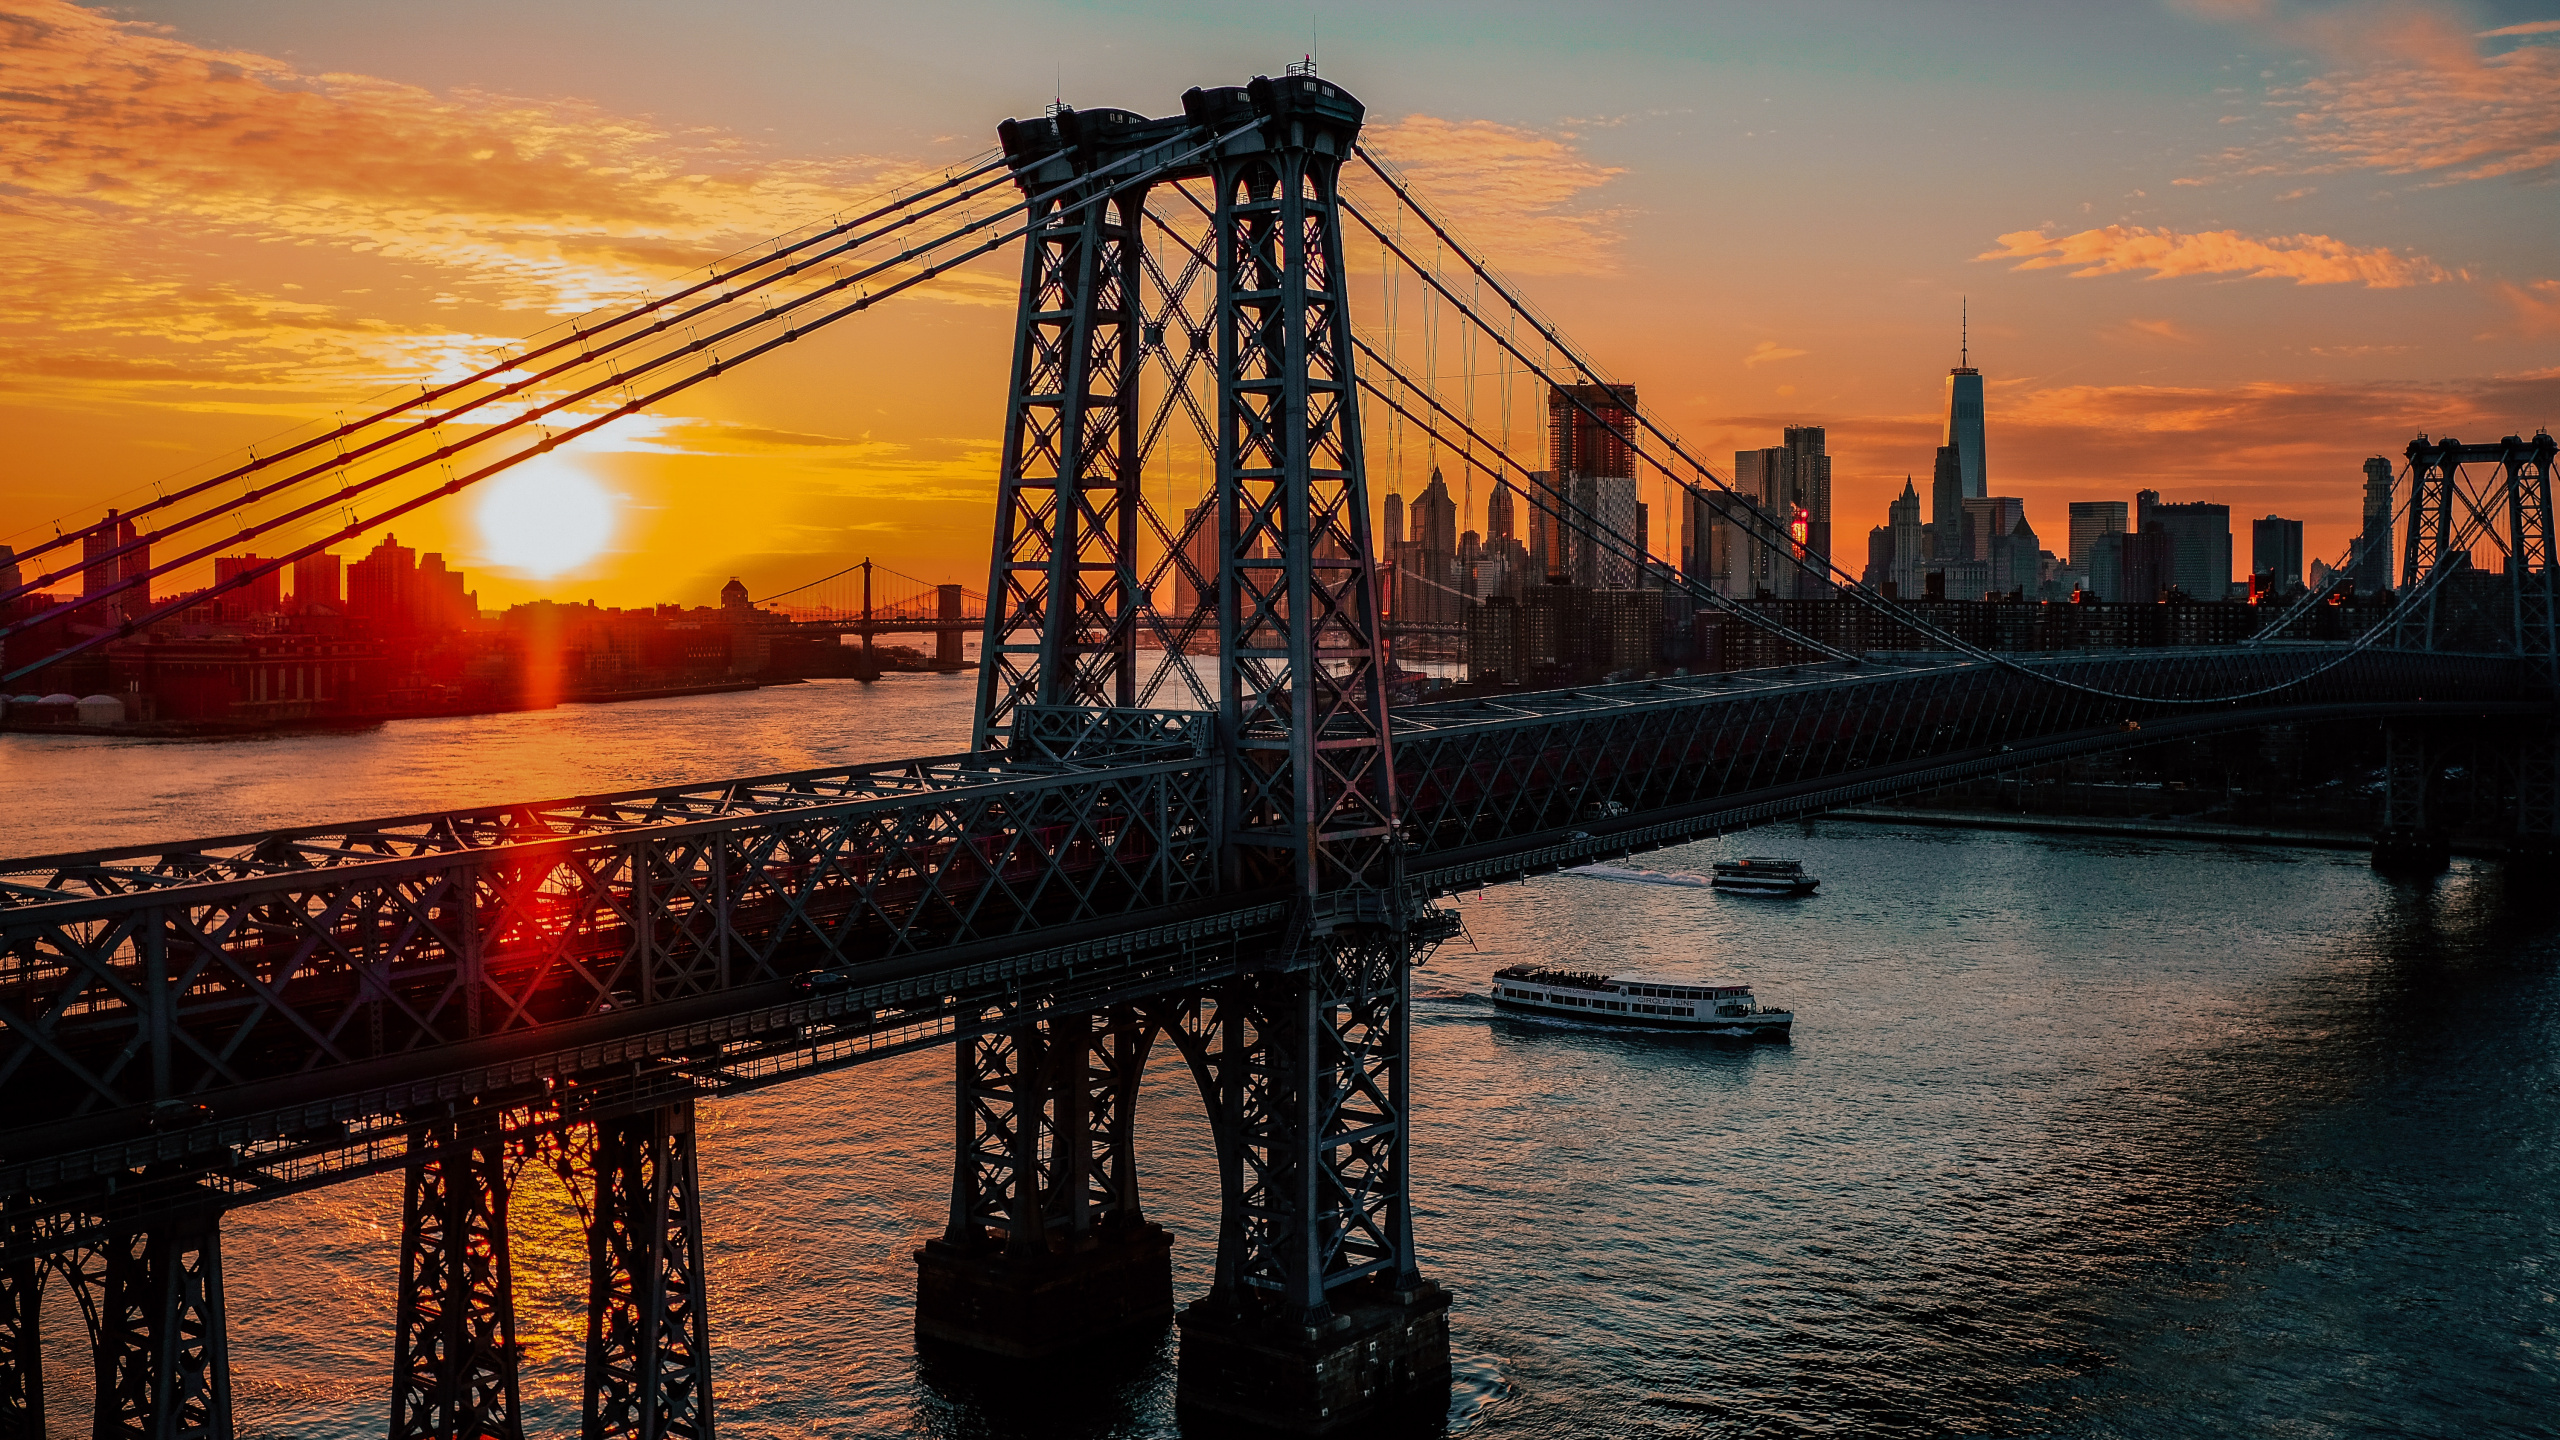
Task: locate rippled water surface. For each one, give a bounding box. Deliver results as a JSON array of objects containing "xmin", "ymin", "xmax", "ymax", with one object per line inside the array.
[{"xmin": 7, "ymin": 680, "xmax": 2554, "ymax": 1438}]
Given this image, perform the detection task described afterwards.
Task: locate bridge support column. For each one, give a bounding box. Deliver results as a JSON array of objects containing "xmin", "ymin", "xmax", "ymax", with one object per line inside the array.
[
  {"xmin": 2374, "ymin": 720, "xmax": 2450, "ymax": 874},
  {"xmin": 390, "ymin": 1111, "xmax": 522, "ymax": 1440},
  {"xmin": 2513, "ymin": 721, "xmax": 2559, "ymax": 865},
  {"xmin": 84, "ymin": 1209, "xmax": 233, "ymax": 1440},
  {"xmin": 582, "ymin": 1101, "xmax": 712, "ymax": 1440},
  {"xmin": 916, "ymin": 1008, "xmax": 1173, "ymax": 1358},
  {"xmin": 0, "ymin": 1236, "xmax": 41, "ymax": 1440},
  {"xmin": 1175, "ymin": 928, "xmax": 1450, "ymax": 1437}
]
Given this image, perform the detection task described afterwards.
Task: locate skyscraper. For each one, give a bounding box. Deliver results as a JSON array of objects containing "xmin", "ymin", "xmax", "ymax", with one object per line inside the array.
[
  {"xmin": 1549, "ymin": 384, "xmax": 1640, "ymax": 589},
  {"xmin": 2068, "ymin": 502, "xmax": 2129, "ymax": 578},
  {"xmin": 2145, "ymin": 500, "xmax": 2232, "ymax": 599},
  {"xmin": 1485, "ymin": 481, "xmax": 1515, "ymax": 543},
  {"xmin": 1381, "ymin": 492, "xmax": 1406, "ymax": 549},
  {"xmin": 1782, "ymin": 425, "xmax": 1832, "ymax": 595},
  {"xmin": 2252, "ymin": 515, "xmax": 2304, "ymax": 591},
  {"xmin": 1888, "ymin": 479, "xmax": 1924, "ymax": 599},
  {"xmin": 2352, "ymin": 455, "xmax": 2395, "ymax": 592},
  {"xmin": 1944, "ymin": 305, "xmax": 1987, "ymax": 501},
  {"xmin": 1928, "ymin": 445, "xmax": 1963, "ymax": 560}
]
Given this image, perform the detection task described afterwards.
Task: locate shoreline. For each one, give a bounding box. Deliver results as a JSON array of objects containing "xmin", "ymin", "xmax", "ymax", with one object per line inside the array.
[{"xmin": 1826, "ymin": 806, "xmax": 2510, "ymax": 858}]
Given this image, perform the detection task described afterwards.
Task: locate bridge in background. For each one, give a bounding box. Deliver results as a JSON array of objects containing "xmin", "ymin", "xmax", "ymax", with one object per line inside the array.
[{"xmin": 0, "ymin": 67, "xmax": 2553, "ymax": 1440}]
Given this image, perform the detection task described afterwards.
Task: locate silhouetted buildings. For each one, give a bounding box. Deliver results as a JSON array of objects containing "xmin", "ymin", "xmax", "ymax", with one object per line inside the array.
[
  {"xmin": 2068, "ymin": 502, "xmax": 2127, "ymax": 599},
  {"xmin": 2252, "ymin": 515, "xmax": 2304, "ymax": 593},
  {"xmin": 1544, "ymin": 384, "xmax": 1645, "ymax": 589}
]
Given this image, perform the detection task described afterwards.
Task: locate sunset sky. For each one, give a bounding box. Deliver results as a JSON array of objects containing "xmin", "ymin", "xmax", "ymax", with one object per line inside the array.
[{"xmin": 5, "ymin": 0, "xmax": 2556, "ymax": 609}]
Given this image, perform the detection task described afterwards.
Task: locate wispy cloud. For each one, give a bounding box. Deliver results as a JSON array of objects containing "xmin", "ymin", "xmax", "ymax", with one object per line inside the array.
[
  {"xmin": 2498, "ymin": 279, "xmax": 2560, "ymax": 338},
  {"xmin": 2186, "ymin": 1, "xmax": 2560, "ymax": 185},
  {"xmin": 0, "ymin": 0, "xmax": 957, "ymax": 405},
  {"xmin": 1356, "ymin": 115, "xmax": 1628, "ymax": 277},
  {"xmin": 1743, "ymin": 340, "xmax": 1807, "ymax": 368},
  {"xmin": 1980, "ymin": 225, "xmax": 2458, "ymax": 287}
]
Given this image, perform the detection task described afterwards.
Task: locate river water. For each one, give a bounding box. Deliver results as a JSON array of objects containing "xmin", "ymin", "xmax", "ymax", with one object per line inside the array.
[{"xmin": 4, "ymin": 675, "xmax": 2554, "ymax": 1438}]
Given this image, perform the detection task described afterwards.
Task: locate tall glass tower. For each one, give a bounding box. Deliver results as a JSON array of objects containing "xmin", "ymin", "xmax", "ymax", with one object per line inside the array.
[{"xmin": 1944, "ymin": 303, "xmax": 1986, "ymax": 500}]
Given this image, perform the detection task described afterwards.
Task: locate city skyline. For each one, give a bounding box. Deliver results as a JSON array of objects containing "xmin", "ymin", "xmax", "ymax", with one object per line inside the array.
[{"xmin": 4, "ymin": 0, "xmax": 2557, "ymax": 612}]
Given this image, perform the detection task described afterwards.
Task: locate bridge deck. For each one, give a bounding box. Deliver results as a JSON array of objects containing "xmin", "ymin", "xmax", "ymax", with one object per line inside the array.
[{"xmin": 0, "ymin": 645, "xmax": 2543, "ymax": 1251}]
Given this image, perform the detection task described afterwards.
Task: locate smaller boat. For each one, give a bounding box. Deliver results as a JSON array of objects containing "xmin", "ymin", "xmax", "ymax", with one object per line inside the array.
[{"xmin": 1708, "ymin": 857, "xmax": 1818, "ymax": 896}]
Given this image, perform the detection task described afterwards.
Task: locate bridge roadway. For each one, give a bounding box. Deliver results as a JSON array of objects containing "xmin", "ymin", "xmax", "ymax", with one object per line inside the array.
[{"xmin": 0, "ymin": 643, "xmax": 2542, "ymax": 1253}]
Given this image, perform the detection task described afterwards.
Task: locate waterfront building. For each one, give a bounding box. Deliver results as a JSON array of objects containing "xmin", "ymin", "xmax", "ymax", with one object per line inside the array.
[
  {"xmin": 1548, "ymin": 383, "xmax": 1640, "ymax": 589},
  {"xmin": 2252, "ymin": 515, "xmax": 2304, "ymax": 592}
]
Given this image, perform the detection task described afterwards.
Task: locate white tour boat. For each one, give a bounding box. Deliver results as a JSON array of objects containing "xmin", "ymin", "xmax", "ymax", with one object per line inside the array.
[
  {"xmin": 1708, "ymin": 857, "xmax": 1819, "ymax": 896},
  {"xmin": 1488, "ymin": 965, "xmax": 1793, "ymax": 1039}
]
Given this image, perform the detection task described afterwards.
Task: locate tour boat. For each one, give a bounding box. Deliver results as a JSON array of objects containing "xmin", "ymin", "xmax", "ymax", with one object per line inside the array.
[
  {"xmin": 1488, "ymin": 965, "xmax": 1793, "ymax": 1039},
  {"xmin": 1707, "ymin": 857, "xmax": 1819, "ymax": 896}
]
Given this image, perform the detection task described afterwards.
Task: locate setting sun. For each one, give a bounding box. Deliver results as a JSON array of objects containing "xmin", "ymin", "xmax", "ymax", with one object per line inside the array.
[{"xmin": 474, "ymin": 456, "xmax": 616, "ymax": 579}]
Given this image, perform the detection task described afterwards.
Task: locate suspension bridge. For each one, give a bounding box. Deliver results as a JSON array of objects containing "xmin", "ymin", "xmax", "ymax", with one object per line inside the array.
[{"xmin": 0, "ymin": 68, "xmax": 2552, "ymax": 1440}]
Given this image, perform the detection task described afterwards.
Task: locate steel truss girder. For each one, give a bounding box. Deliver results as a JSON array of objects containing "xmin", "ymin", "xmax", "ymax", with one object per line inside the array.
[
  {"xmin": 1206, "ymin": 91, "xmax": 1398, "ymax": 900},
  {"xmin": 973, "ymin": 131, "xmax": 1148, "ymax": 750},
  {"xmin": 944, "ymin": 1006, "xmax": 1150, "ymax": 1252},
  {"xmin": 583, "ymin": 1102, "xmax": 711, "ymax": 1440},
  {"xmin": 80, "ymin": 1210, "xmax": 232, "ymax": 1440},
  {"xmin": 0, "ymin": 752, "xmax": 1216, "ymax": 1130},
  {"xmin": 1387, "ymin": 649, "xmax": 2532, "ymax": 864},
  {"xmin": 390, "ymin": 1110, "xmax": 521, "ymax": 1440}
]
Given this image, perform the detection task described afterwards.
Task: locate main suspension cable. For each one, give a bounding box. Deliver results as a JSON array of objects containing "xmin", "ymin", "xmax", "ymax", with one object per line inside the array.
[{"xmin": 5, "ymin": 123, "xmax": 1261, "ymax": 685}]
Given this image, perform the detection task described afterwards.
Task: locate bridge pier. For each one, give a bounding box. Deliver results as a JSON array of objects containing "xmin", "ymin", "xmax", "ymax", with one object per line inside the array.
[
  {"xmin": 2374, "ymin": 720, "xmax": 2450, "ymax": 874},
  {"xmin": 2512, "ymin": 721, "xmax": 2559, "ymax": 865},
  {"xmin": 80, "ymin": 1209, "xmax": 234, "ymax": 1440},
  {"xmin": 1172, "ymin": 928, "xmax": 1449, "ymax": 1437},
  {"xmin": 583, "ymin": 1101, "xmax": 714, "ymax": 1440},
  {"xmin": 0, "ymin": 1232, "xmax": 40, "ymax": 1440},
  {"xmin": 390, "ymin": 1110, "xmax": 522, "ymax": 1440},
  {"xmin": 916, "ymin": 1009, "xmax": 1174, "ymax": 1358}
]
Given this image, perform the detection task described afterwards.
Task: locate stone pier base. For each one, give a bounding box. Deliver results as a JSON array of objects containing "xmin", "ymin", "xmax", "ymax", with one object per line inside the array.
[
  {"xmin": 913, "ymin": 1223, "xmax": 1173, "ymax": 1358},
  {"xmin": 1175, "ymin": 1280, "xmax": 1452, "ymax": 1436},
  {"xmin": 2372, "ymin": 829, "xmax": 2451, "ymax": 875}
]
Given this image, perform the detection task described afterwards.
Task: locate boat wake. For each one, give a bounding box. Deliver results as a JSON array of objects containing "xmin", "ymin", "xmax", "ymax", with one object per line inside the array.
[{"xmin": 1562, "ymin": 863, "xmax": 1714, "ymax": 889}]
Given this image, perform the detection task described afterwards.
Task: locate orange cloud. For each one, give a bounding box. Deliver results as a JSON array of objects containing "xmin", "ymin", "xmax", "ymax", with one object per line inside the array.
[
  {"xmin": 1980, "ymin": 225, "xmax": 2456, "ymax": 287},
  {"xmin": 1743, "ymin": 340, "xmax": 1808, "ymax": 368},
  {"xmin": 1354, "ymin": 115, "xmax": 1628, "ymax": 277}
]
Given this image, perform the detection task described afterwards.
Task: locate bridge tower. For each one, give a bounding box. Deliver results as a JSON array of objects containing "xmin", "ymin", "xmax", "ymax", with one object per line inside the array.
[
  {"xmin": 926, "ymin": 73, "xmax": 1448, "ymax": 1433},
  {"xmin": 2377, "ymin": 431, "xmax": 2559, "ymax": 871}
]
